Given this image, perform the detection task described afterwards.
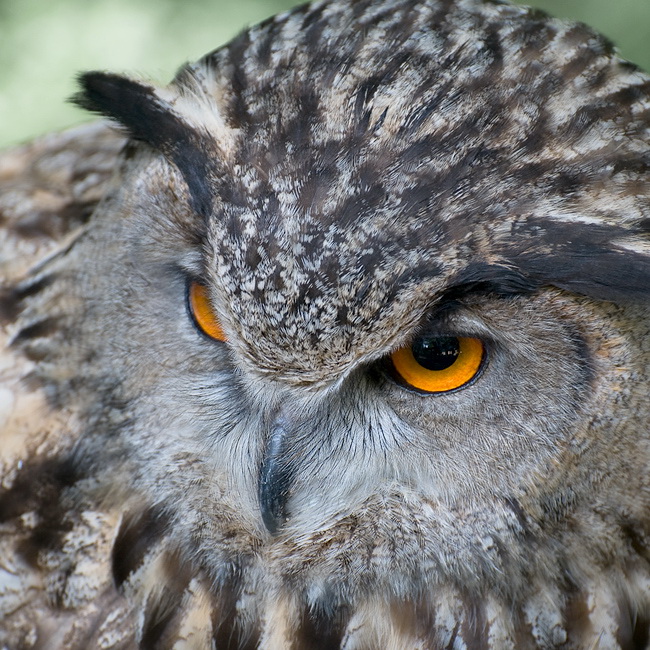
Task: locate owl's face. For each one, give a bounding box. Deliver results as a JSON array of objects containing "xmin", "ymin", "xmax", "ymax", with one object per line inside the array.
[
  {"xmin": 54, "ymin": 142, "xmax": 646, "ymax": 603},
  {"xmin": 5, "ymin": 0, "xmax": 650, "ymax": 644}
]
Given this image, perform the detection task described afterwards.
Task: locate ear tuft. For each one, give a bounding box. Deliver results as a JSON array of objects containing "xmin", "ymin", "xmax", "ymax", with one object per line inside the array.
[
  {"xmin": 72, "ymin": 72, "xmax": 214, "ymax": 216},
  {"xmin": 72, "ymin": 72, "xmax": 174, "ymax": 152}
]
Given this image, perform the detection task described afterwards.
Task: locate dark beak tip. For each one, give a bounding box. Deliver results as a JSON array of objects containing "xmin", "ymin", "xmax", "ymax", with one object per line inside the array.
[{"xmin": 260, "ymin": 503, "xmax": 282, "ymax": 535}]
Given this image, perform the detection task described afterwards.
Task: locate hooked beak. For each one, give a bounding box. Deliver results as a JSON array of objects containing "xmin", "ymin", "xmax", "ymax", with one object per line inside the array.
[{"xmin": 258, "ymin": 414, "xmax": 296, "ymax": 534}]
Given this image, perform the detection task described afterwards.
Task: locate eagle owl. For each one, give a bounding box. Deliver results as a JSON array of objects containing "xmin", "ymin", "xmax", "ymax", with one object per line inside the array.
[{"xmin": 1, "ymin": 0, "xmax": 649, "ymax": 647}]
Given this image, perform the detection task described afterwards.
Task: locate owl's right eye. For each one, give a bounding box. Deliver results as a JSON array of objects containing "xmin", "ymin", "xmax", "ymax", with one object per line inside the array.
[{"xmin": 188, "ymin": 281, "xmax": 227, "ymax": 342}]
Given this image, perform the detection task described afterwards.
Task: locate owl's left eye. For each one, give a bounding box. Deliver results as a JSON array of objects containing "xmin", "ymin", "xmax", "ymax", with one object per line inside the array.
[
  {"xmin": 188, "ymin": 281, "xmax": 227, "ymax": 342},
  {"xmin": 389, "ymin": 335, "xmax": 485, "ymax": 393}
]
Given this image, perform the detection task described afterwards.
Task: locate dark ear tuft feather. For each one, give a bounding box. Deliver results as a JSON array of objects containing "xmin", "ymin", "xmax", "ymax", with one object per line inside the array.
[
  {"xmin": 72, "ymin": 72, "xmax": 214, "ymax": 216},
  {"xmin": 72, "ymin": 72, "xmax": 170, "ymax": 149}
]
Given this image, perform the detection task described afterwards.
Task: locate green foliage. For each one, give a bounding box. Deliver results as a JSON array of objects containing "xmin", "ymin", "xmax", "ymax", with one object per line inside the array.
[{"xmin": 0, "ymin": 0, "xmax": 648, "ymax": 147}]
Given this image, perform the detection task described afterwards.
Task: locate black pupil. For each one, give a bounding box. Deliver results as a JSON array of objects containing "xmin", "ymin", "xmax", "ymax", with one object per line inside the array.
[{"xmin": 411, "ymin": 336, "xmax": 460, "ymax": 371}]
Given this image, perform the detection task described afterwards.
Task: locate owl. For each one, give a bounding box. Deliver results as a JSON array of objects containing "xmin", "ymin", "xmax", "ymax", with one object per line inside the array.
[{"xmin": 1, "ymin": 0, "xmax": 649, "ymax": 647}]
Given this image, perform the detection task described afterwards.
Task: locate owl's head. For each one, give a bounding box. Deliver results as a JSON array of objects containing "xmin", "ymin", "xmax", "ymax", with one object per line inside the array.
[{"xmin": 10, "ymin": 0, "xmax": 650, "ymax": 644}]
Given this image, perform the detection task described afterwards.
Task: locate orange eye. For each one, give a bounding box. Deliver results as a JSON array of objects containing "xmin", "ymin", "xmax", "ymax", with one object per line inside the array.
[
  {"xmin": 390, "ymin": 336, "xmax": 484, "ymax": 393},
  {"xmin": 188, "ymin": 281, "xmax": 226, "ymax": 342}
]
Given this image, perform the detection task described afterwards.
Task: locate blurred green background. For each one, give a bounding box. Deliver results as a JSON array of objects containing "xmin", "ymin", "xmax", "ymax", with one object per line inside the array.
[{"xmin": 0, "ymin": 0, "xmax": 648, "ymax": 148}]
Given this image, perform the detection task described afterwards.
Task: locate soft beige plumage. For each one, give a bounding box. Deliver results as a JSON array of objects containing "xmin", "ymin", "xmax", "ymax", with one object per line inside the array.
[{"xmin": 1, "ymin": 0, "xmax": 650, "ymax": 647}]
